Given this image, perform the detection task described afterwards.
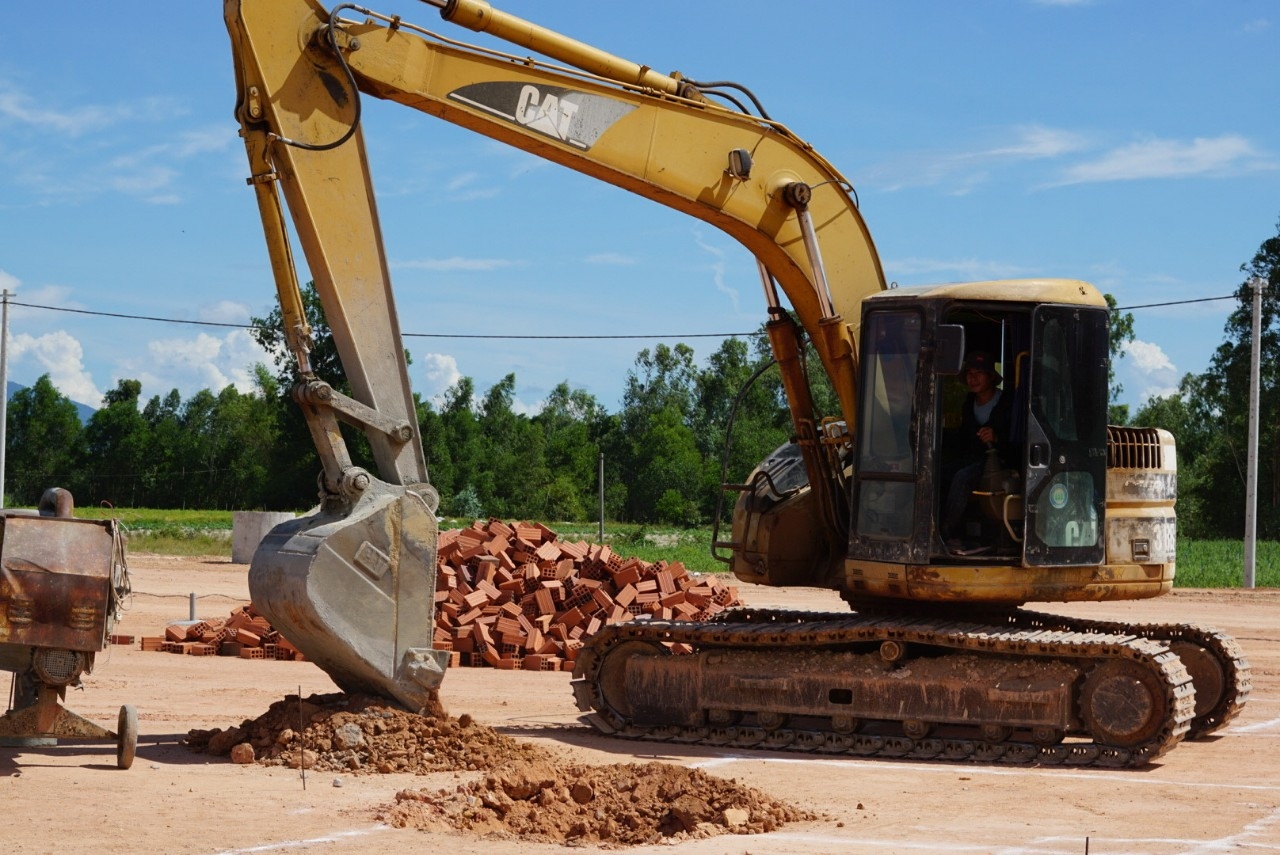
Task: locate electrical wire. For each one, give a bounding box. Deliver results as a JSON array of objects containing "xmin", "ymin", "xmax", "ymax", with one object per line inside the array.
[
  {"xmin": 4, "ymin": 299, "xmax": 762, "ymax": 340},
  {"xmin": 5, "ymin": 292, "xmax": 1241, "ymax": 341},
  {"xmin": 1114, "ymin": 295, "xmax": 1239, "ymax": 311}
]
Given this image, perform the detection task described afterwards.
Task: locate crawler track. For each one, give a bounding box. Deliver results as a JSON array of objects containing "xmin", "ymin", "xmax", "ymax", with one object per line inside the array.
[
  {"xmin": 1003, "ymin": 608, "xmax": 1251, "ymax": 738},
  {"xmin": 572, "ymin": 610, "xmax": 1198, "ymax": 768}
]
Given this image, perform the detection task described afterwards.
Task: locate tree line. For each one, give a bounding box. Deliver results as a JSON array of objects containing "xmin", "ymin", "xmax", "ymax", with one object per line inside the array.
[
  {"xmin": 6, "ymin": 218, "xmax": 1278, "ymax": 538},
  {"xmin": 1124, "ymin": 217, "xmax": 1280, "ymax": 539},
  {"xmin": 4, "ymin": 295, "xmax": 815, "ymax": 524}
]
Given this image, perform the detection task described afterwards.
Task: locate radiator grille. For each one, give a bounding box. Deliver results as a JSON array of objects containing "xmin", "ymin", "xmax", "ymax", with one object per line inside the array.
[{"xmin": 1107, "ymin": 426, "xmax": 1164, "ymax": 469}]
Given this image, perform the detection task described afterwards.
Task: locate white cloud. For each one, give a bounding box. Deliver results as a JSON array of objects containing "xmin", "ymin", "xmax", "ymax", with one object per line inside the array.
[
  {"xmin": 870, "ymin": 127, "xmax": 1276, "ymax": 194},
  {"xmin": 198, "ymin": 300, "xmax": 252, "ymax": 325},
  {"xmin": 693, "ymin": 231, "xmax": 740, "ymax": 313},
  {"xmin": 510, "ymin": 394, "xmax": 545, "ymax": 417},
  {"xmin": 888, "ymin": 257, "xmax": 1036, "ymax": 282},
  {"xmin": 585, "ymin": 253, "xmax": 637, "ymax": 266},
  {"xmin": 442, "ymin": 170, "xmax": 500, "ymax": 201},
  {"xmin": 1120, "ymin": 338, "xmax": 1180, "ymax": 406},
  {"xmin": 132, "ymin": 329, "xmax": 268, "ymax": 396},
  {"xmin": 171, "ymin": 126, "xmax": 231, "ymax": 158},
  {"xmin": 0, "ymin": 81, "xmax": 120, "ymax": 136},
  {"xmin": 0, "ymin": 81, "xmax": 227, "ymax": 205},
  {"xmin": 982, "ymin": 126, "xmax": 1090, "ymax": 160},
  {"xmin": 447, "ymin": 172, "xmax": 478, "ymax": 192},
  {"xmin": 394, "ymin": 257, "xmax": 517, "ymax": 272},
  {"xmin": 419, "ymin": 352, "xmax": 462, "ymax": 405},
  {"xmin": 8, "ymin": 283, "xmax": 82, "ymax": 322},
  {"xmin": 1124, "ymin": 339, "xmax": 1176, "ymax": 374},
  {"xmin": 868, "ymin": 125, "xmax": 1089, "ymax": 193},
  {"xmin": 9, "ymin": 330, "xmax": 101, "ymax": 405},
  {"xmin": 1054, "ymin": 135, "xmax": 1275, "ymax": 185}
]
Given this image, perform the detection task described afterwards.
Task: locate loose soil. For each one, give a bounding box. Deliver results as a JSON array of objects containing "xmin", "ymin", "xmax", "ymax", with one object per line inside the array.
[
  {"xmin": 187, "ymin": 691, "xmax": 814, "ymax": 846},
  {"xmin": 3, "ymin": 552, "xmax": 1279, "ymax": 855}
]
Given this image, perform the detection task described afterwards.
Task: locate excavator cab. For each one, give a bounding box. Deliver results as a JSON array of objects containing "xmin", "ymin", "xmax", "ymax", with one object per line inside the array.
[{"xmin": 844, "ymin": 282, "xmax": 1119, "ymax": 605}]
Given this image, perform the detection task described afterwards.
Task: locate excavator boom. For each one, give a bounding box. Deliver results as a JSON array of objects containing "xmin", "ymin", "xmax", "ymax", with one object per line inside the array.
[{"xmin": 225, "ymin": 0, "xmax": 885, "ymax": 711}]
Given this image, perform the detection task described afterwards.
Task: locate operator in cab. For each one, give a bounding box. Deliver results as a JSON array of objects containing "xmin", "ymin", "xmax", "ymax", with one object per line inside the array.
[{"xmin": 942, "ymin": 350, "xmax": 1013, "ymax": 554}]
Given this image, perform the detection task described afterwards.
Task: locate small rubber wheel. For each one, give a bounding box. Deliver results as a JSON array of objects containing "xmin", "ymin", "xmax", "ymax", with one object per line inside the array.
[{"xmin": 117, "ymin": 704, "xmax": 138, "ymax": 770}]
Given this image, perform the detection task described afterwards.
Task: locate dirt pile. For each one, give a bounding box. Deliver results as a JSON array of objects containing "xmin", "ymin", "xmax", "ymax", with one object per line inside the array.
[
  {"xmin": 186, "ymin": 692, "xmax": 542, "ymax": 773},
  {"xmin": 381, "ymin": 759, "xmax": 816, "ymax": 846},
  {"xmin": 187, "ymin": 693, "xmax": 814, "ymax": 845}
]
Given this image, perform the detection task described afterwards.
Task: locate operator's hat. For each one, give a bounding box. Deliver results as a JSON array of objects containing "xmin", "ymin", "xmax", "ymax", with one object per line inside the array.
[{"xmin": 964, "ymin": 351, "xmax": 1002, "ymax": 383}]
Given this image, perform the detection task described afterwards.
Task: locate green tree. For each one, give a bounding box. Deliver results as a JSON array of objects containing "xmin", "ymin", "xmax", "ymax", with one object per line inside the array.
[
  {"xmin": 616, "ymin": 344, "xmax": 703, "ymax": 522},
  {"xmin": 203, "ymin": 384, "xmax": 281, "ymax": 509},
  {"xmin": 250, "ymin": 282, "xmax": 345, "ymax": 391},
  {"xmin": 475, "ymin": 373, "xmax": 528, "ymax": 517},
  {"xmin": 1194, "ymin": 220, "xmax": 1280, "ymax": 537},
  {"xmin": 1132, "ymin": 374, "xmax": 1217, "ymax": 537},
  {"xmin": 533, "ymin": 382, "xmax": 606, "ymax": 521},
  {"xmin": 1134, "ymin": 216, "xmax": 1280, "ymax": 538},
  {"xmin": 81, "ymin": 379, "xmax": 151, "ymax": 507},
  {"xmin": 1106, "ymin": 293, "xmax": 1136, "ymax": 425},
  {"xmin": 141, "ymin": 388, "xmax": 187, "ymax": 508},
  {"xmin": 5, "ymin": 375, "xmax": 84, "ymax": 505},
  {"xmin": 435, "ymin": 377, "xmax": 484, "ymax": 517},
  {"xmin": 691, "ymin": 335, "xmax": 792, "ymax": 518}
]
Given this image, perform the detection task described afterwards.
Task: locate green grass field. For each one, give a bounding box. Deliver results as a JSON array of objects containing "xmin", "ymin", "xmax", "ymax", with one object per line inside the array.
[
  {"xmin": 69, "ymin": 507, "xmax": 1277, "ymax": 587},
  {"xmin": 1175, "ymin": 539, "xmax": 1280, "ymax": 588}
]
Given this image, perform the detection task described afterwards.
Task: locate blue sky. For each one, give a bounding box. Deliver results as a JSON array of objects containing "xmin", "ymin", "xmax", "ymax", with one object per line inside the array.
[{"xmin": 2, "ymin": 1, "xmax": 1277, "ymax": 418}]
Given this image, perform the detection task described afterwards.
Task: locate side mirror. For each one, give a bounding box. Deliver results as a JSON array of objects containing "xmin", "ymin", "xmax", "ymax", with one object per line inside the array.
[{"xmin": 935, "ymin": 324, "xmax": 965, "ymax": 374}]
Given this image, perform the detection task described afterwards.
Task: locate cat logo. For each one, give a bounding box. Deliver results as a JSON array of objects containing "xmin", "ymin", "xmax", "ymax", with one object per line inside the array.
[
  {"xmin": 448, "ymin": 81, "xmax": 635, "ymax": 150},
  {"xmin": 515, "ymin": 84, "xmax": 579, "ymax": 140}
]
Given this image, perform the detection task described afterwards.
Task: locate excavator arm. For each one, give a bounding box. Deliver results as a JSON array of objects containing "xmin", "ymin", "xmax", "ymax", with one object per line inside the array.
[{"xmin": 224, "ymin": 0, "xmax": 887, "ymax": 710}]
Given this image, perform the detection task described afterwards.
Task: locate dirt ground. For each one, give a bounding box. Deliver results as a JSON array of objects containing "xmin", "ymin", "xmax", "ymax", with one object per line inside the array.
[{"xmin": 4, "ymin": 552, "xmax": 1279, "ymax": 855}]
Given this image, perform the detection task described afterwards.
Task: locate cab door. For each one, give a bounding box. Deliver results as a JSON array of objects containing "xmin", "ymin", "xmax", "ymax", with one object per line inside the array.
[
  {"xmin": 1022, "ymin": 306, "xmax": 1109, "ymax": 566},
  {"xmin": 848, "ymin": 308, "xmax": 932, "ymax": 564}
]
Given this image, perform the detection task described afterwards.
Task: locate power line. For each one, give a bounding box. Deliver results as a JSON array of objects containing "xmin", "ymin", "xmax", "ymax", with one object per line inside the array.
[
  {"xmin": 1115, "ymin": 295, "xmax": 1238, "ymax": 311},
  {"xmin": 10, "ymin": 301, "xmax": 249, "ymax": 329},
  {"xmin": 6, "ymin": 299, "xmax": 758, "ymax": 340},
  {"xmin": 8, "ymin": 293, "xmax": 1243, "ymax": 338},
  {"xmin": 402, "ymin": 331, "xmax": 759, "ymax": 340}
]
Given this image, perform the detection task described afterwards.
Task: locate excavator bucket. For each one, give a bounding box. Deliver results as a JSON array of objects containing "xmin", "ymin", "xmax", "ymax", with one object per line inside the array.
[{"xmin": 247, "ymin": 480, "xmax": 449, "ymax": 714}]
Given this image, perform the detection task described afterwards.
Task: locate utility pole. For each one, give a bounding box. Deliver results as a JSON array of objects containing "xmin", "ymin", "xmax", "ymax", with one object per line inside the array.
[
  {"xmin": 0, "ymin": 289, "xmax": 9, "ymax": 509},
  {"xmin": 1244, "ymin": 276, "xmax": 1267, "ymax": 589},
  {"xmin": 598, "ymin": 452, "xmax": 605, "ymax": 543}
]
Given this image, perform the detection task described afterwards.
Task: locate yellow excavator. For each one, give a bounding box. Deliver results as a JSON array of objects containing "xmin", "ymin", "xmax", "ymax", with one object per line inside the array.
[{"xmin": 225, "ymin": 0, "xmax": 1249, "ymax": 766}]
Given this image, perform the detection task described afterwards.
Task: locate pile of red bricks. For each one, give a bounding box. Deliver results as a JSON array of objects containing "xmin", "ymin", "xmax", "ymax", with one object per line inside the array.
[
  {"xmin": 434, "ymin": 519, "xmax": 741, "ymax": 671},
  {"xmin": 140, "ymin": 604, "xmax": 304, "ymax": 661},
  {"xmin": 141, "ymin": 521, "xmax": 742, "ymax": 674}
]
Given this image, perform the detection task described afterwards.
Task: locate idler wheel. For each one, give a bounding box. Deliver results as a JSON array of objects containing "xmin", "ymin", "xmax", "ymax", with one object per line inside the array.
[
  {"xmin": 1170, "ymin": 640, "xmax": 1225, "ymax": 723},
  {"xmin": 1080, "ymin": 659, "xmax": 1165, "ymax": 747},
  {"xmin": 594, "ymin": 639, "xmax": 669, "ymax": 724}
]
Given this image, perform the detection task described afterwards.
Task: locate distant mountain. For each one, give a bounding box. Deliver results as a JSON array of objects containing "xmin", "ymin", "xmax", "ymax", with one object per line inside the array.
[{"xmin": 6, "ymin": 381, "xmax": 98, "ymax": 423}]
